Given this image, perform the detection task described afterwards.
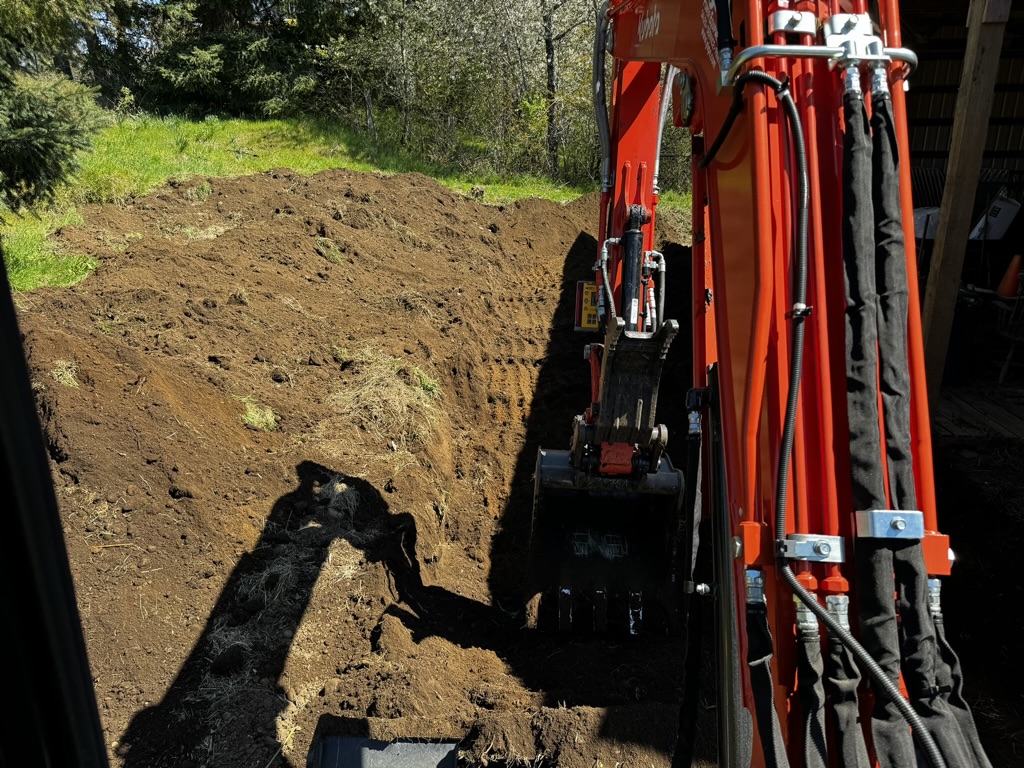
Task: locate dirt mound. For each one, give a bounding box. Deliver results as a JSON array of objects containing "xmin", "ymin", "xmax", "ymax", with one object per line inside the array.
[{"xmin": 16, "ymin": 169, "xmax": 701, "ymax": 767}]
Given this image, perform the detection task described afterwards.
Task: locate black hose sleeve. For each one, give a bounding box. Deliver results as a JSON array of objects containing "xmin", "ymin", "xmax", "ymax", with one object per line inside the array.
[
  {"xmin": 698, "ymin": 68, "xmax": 947, "ymax": 768},
  {"xmin": 825, "ymin": 630, "xmax": 871, "ymax": 768},
  {"xmin": 871, "ymin": 93, "xmax": 917, "ymax": 512},
  {"xmin": 870, "ymin": 92, "xmax": 983, "ymax": 768},
  {"xmin": 781, "ymin": 566, "xmax": 946, "ymax": 768},
  {"xmin": 892, "ymin": 544, "xmax": 976, "ymax": 767},
  {"xmin": 756, "ymin": 74, "xmax": 948, "ymax": 768},
  {"xmin": 843, "ymin": 90, "xmax": 922, "ymax": 766},
  {"xmin": 796, "ymin": 626, "xmax": 828, "ymax": 768},
  {"xmin": 843, "ymin": 90, "xmax": 887, "ymax": 513},
  {"xmin": 854, "ymin": 540, "xmax": 917, "ymax": 767},
  {"xmin": 747, "ymin": 603, "xmax": 792, "ymax": 768},
  {"xmin": 933, "ymin": 611, "xmax": 995, "ymax": 768}
]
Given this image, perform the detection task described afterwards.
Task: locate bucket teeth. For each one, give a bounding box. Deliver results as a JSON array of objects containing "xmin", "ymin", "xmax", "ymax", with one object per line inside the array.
[
  {"xmin": 593, "ymin": 588, "xmax": 608, "ymax": 633},
  {"xmin": 628, "ymin": 590, "xmax": 644, "ymax": 635},
  {"xmin": 544, "ymin": 587, "xmax": 649, "ymax": 634},
  {"xmin": 558, "ymin": 586, "xmax": 573, "ymax": 632}
]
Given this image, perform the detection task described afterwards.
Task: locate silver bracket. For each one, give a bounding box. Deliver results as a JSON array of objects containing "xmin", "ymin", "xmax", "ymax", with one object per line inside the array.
[
  {"xmin": 823, "ymin": 13, "xmax": 887, "ymax": 68},
  {"xmin": 745, "ymin": 569, "xmax": 765, "ymax": 605},
  {"xmin": 779, "ymin": 533, "xmax": 845, "ymax": 563},
  {"xmin": 723, "ymin": 44, "xmax": 916, "ymax": 89},
  {"xmin": 855, "ymin": 509, "xmax": 925, "ymax": 539},
  {"xmin": 768, "ymin": 10, "xmax": 818, "ymax": 36}
]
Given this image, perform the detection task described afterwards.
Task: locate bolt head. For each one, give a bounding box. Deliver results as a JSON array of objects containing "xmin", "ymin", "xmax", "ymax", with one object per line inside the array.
[
  {"xmin": 814, "ymin": 540, "xmax": 832, "ymax": 557},
  {"xmin": 891, "ymin": 517, "xmax": 907, "ymax": 531}
]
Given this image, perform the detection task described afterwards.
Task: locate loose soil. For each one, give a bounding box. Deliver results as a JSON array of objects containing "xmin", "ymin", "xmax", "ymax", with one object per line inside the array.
[
  {"xmin": 14, "ymin": 168, "xmax": 1018, "ymax": 767},
  {"xmin": 16, "ymin": 169, "xmax": 698, "ymax": 768}
]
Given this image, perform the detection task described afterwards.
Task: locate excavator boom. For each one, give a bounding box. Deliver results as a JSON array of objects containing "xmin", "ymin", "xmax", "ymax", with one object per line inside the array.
[{"xmin": 528, "ymin": 1, "xmax": 993, "ymax": 767}]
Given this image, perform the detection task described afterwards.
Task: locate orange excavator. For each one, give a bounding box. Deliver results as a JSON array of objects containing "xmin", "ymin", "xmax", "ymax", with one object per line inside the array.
[{"xmin": 527, "ymin": 1, "xmax": 994, "ymax": 767}]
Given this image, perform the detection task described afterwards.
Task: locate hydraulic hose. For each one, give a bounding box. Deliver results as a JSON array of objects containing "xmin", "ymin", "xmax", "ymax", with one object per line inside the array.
[
  {"xmin": 649, "ymin": 250, "xmax": 667, "ymax": 330},
  {"xmin": 599, "ymin": 237, "xmax": 620, "ymax": 323},
  {"xmin": 767, "ymin": 76, "xmax": 947, "ymax": 768},
  {"xmin": 657, "ymin": 256, "xmax": 666, "ymax": 329},
  {"xmin": 654, "ymin": 67, "xmax": 679, "ymax": 194},
  {"xmin": 594, "ymin": 3, "xmax": 612, "ymax": 191},
  {"xmin": 697, "ymin": 80, "xmax": 748, "ymax": 169},
  {"xmin": 698, "ymin": 69, "xmax": 947, "ymax": 768}
]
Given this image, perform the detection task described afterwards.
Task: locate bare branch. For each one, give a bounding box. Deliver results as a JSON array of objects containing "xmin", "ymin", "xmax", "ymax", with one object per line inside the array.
[{"xmin": 553, "ymin": 18, "xmax": 586, "ymax": 42}]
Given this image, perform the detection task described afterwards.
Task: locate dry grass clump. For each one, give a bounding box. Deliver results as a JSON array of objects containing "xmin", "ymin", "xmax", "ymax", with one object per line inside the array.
[
  {"xmin": 228, "ymin": 286, "xmax": 249, "ymax": 305},
  {"xmin": 51, "ymin": 359, "xmax": 80, "ymax": 388},
  {"xmin": 330, "ymin": 348, "xmax": 440, "ymax": 449},
  {"xmin": 314, "ymin": 236, "xmax": 343, "ymax": 264},
  {"xmin": 183, "ymin": 181, "xmax": 212, "ymax": 203}
]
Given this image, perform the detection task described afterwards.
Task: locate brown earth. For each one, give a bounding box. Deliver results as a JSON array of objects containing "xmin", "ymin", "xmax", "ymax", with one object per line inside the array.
[
  {"xmin": 15, "ymin": 169, "xmax": 702, "ymax": 768},
  {"xmin": 15, "ymin": 167, "xmax": 1018, "ymax": 768}
]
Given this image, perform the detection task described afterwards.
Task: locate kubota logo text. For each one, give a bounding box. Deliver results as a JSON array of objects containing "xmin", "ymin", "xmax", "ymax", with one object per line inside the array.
[{"xmin": 638, "ymin": 5, "xmax": 661, "ymax": 42}]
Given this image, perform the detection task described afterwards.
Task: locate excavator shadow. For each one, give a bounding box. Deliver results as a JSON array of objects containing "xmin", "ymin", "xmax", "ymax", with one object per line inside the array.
[{"xmin": 114, "ymin": 462, "xmax": 424, "ymax": 768}]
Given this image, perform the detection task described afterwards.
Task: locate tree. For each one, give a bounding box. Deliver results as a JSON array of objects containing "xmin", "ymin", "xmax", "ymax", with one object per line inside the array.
[
  {"xmin": 539, "ymin": 0, "xmax": 590, "ymax": 176},
  {"xmin": 0, "ymin": 0, "xmax": 105, "ymax": 209}
]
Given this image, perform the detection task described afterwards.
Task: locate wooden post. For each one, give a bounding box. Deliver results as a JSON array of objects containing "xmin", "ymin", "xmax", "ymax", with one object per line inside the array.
[{"xmin": 921, "ymin": 0, "xmax": 1010, "ymax": 402}]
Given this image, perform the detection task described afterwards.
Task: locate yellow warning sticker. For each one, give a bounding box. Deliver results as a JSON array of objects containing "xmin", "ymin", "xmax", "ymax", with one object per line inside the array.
[{"xmin": 574, "ymin": 281, "xmax": 599, "ymax": 331}]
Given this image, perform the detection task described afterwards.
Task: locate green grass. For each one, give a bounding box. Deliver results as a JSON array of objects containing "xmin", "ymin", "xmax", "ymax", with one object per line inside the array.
[
  {"xmin": 410, "ymin": 364, "xmax": 441, "ymax": 398},
  {"xmin": 657, "ymin": 189, "xmax": 692, "ymax": 211},
  {"xmin": 2, "ymin": 114, "xmax": 596, "ymax": 290},
  {"xmin": 2, "ymin": 208, "xmax": 96, "ymax": 291},
  {"xmin": 2, "ymin": 113, "xmax": 699, "ymax": 290},
  {"xmin": 56, "ymin": 114, "xmax": 590, "ymax": 207},
  {"xmin": 237, "ymin": 396, "xmax": 279, "ymax": 432}
]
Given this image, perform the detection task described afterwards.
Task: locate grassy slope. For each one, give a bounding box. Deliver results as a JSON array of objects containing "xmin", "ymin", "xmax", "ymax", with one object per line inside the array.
[{"xmin": 2, "ymin": 114, "xmax": 690, "ymax": 291}]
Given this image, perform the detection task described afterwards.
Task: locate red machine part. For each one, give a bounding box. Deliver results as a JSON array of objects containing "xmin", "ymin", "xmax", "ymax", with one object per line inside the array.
[{"xmin": 602, "ymin": 0, "xmax": 956, "ymax": 764}]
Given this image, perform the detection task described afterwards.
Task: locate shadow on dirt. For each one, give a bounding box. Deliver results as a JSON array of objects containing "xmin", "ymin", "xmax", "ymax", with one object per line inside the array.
[
  {"xmin": 364, "ymin": 230, "xmax": 697, "ymax": 753},
  {"xmin": 116, "ymin": 462, "xmax": 406, "ymax": 768}
]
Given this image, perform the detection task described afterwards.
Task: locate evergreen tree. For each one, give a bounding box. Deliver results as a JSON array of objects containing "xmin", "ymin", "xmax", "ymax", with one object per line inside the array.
[{"xmin": 0, "ymin": 0, "xmax": 105, "ymax": 208}]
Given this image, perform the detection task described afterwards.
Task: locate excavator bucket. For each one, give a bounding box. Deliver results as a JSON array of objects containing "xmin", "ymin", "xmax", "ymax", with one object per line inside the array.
[{"xmin": 524, "ymin": 448, "xmax": 684, "ymax": 634}]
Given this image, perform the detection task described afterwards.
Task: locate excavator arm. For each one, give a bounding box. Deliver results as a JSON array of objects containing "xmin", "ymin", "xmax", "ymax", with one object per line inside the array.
[{"xmin": 528, "ymin": 1, "xmax": 994, "ymax": 767}]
